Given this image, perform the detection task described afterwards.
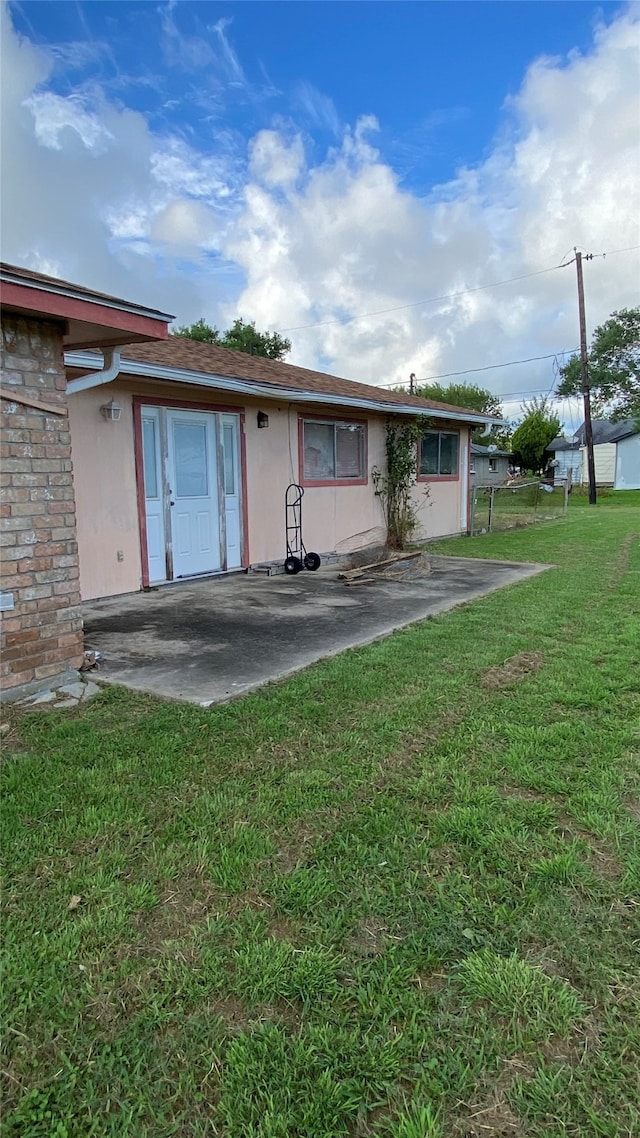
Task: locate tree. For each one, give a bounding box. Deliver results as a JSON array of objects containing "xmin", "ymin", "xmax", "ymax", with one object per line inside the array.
[
  {"xmin": 414, "ymin": 381, "xmax": 511, "ymax": 448},
  {"xmin": 174, "ymin": 317, "xmax": 291, "ymax": 360},
  {"xmin": 556, "ymin": 307, "xmax": 640, "ymax": 423},
  {"xmin": 511, "ymin": 397, "xmax": 561, "ymax": 474}
]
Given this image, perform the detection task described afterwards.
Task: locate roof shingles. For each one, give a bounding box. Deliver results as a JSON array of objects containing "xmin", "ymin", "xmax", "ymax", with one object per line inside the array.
[{"xmin": 119, "ymin": 336, "xmax": 498, "ymax": 422}]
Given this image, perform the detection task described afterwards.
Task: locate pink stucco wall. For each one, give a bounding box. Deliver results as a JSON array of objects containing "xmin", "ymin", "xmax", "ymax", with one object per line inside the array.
[{"xmin": 69, "ymin": 379, "xmax": 470, "ymax": 601}]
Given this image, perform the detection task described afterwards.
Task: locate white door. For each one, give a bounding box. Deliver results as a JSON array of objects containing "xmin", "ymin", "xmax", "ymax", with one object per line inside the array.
[
  {"xmin": 141, "ymin": 409, "xmax": 167, "ymax": 583},
  {"xmin": 167, "ymin": 410, "xmax": 220, "ymax": 578},
  {"xmin": 221, "ymin": 414, "xmax": 242, "ymax": 569}
]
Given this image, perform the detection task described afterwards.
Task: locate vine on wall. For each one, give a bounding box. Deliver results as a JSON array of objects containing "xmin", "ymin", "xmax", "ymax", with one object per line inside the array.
[{"xmin": 372, "ymin": 416, "xmax": 430, "ymax": 549}]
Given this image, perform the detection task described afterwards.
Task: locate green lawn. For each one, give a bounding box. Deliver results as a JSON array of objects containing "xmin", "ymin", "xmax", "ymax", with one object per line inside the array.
[{"xmin": 2, "ymin": 495, "xmax": 640, "ymax": 1138}]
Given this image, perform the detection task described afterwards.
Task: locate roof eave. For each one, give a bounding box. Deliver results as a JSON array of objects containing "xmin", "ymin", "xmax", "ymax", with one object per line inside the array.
[
  {"xmin": 64, "ymin": 350, "xmax": 501, "ymax": 427},
  {"xmin": 0, "ymin": 269, "xmax": 173, "ymax": 324}
]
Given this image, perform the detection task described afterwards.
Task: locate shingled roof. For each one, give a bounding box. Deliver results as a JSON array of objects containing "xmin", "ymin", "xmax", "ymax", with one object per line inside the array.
[{"xmin": 116, "ymin": 336, "xmax": 498, "ymax": 424}]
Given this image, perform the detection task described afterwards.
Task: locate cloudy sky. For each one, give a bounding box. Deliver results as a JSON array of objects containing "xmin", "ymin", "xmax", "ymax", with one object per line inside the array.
[{"xmin": 2, "ymin": 1, "xmax": 639, "ymax": 425}]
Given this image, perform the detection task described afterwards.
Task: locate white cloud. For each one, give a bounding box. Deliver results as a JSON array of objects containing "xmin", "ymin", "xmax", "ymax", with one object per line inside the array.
[
  {"xmin": 25, "ymin": 91, "xmax": 114, "ymax": 151},
  {"xmin": 249, "ymin": 130, "xmax": 305, "ymax": 188},
  {"xmin": 222, "ymin": 11, "xmax": 640, "ymax": 407},
  {"xmin": 1, "ymin": 0, "xmax": 638, "ymax": 430}
]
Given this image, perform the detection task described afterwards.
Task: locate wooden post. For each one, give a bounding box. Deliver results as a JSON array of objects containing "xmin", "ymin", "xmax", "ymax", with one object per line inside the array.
[{"xmin": 575, "ymin": 250, "xmax": 597, "ymax": 505}]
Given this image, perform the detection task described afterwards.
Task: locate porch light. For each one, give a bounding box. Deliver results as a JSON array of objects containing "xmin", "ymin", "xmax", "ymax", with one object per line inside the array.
[
  {"xmin": 100, "ymin": 398, "xmax": 122, "ymax": 422},
  {"xmin": 257, "ymin": 411, "xmax": 269, "ymax": 429}
]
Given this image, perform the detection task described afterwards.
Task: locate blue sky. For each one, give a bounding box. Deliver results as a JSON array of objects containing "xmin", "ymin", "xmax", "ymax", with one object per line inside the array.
[{"xmin": 2, "ymin": 1, "xmax": 639, "ymax": 423}]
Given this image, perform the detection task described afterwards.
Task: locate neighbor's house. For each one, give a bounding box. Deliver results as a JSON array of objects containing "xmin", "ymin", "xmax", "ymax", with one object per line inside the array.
[
  {"xmin": 612, "ymin": 421, "xmax": 640, "ymax": 491},
  {"xmin": 469, "ymin": 443, "xmax": 511, "ymax": 486},
  {"xmin": 66, "ymin": 337, "xmax": 496, "ymax": 600},
  {"xmin": 547, "ymin": 419, "xmax": 640, "ymax": 489},
  {"xmin": 0, "ymin": 263, "xmax": 172, "ymax": 700}
]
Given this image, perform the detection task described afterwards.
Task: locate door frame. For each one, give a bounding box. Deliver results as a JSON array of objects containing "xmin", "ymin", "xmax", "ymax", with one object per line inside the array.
[{"xmin": 133, "ymin": 395, "xmax": 250, "ymax": 587}]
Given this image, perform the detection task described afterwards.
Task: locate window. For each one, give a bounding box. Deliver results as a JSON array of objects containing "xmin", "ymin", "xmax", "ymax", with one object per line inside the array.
[
  {"xmin": 488, "ymin": 457, "xmax": 498, "ymax": 473},
  {"xmin": 302, "ymin": 419, "xmax": 366, "ymax": 483},
  {"xmin": 419, "ymin": 430, "xmax": 459, "ymax": 477}
]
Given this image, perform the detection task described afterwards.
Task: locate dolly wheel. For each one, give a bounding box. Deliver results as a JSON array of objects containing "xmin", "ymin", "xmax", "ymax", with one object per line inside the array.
[
  {"xmin": 284, "ymin": 556, "xmax": 303, "ymax": 575},
  {"xmin": 304, "ymin": 552, "xmax": 321, "ymax": 571}
]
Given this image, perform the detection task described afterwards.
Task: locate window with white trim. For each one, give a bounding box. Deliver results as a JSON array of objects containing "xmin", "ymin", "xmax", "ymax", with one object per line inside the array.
[
  {"xmin": 302, "ymin": 419, "xmax": 366, "ymax": 482},
  {"xmin": 419, "ymin": 430, "xmax": 459, "ymax": 477},
  {"xmin": 488, "ymin": 457, "xmax": 498, "ymax": 473}
]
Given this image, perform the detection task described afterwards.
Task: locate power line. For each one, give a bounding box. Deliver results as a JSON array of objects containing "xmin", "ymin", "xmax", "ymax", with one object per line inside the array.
[
  {"xmin": 278, "ymin": 265, "xmax": 565, "ymax": 333},
  {"xmin": 378, "ymin": 348, "xmax": 579, "ymax": 388},
  {"xmin": 277, "ymin": 243, "xmax": 640, "ymax": 334}
]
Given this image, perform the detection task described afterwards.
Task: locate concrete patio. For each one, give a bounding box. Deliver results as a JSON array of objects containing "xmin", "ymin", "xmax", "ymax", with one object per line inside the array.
[{"xmin": 81, "ymin": 555, "xmax": 549, "ymax": 706}]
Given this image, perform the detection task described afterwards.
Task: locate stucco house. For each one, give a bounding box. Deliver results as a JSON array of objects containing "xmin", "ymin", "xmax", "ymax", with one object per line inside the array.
[
  {"xmin": 66, "ymin": 337, "xmax": 496, "ymax": 600},
  {"xmin": 469, "ymin": 443, "xmax": 511, "ymax": 486},
  {"xmin": 2, "ymin": 262, "xmax": 498, "ymax": 697}
]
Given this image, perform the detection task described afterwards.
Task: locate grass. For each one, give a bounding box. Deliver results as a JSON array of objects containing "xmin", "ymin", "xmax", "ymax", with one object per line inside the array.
[{"xmin": 2, "ymin": 492, "xmax": 639, "ymax": 1137}]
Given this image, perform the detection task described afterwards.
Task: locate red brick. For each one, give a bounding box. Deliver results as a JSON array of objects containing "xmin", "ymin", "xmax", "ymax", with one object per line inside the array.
[
  {"xmin": 35, "ymin": 658, "xmax": 81, "ymax": 680},
  {"xmin": 44, "ymin": 445, "xmax": 71, "ymax": 459},
  {"xmin": 1, "ymin": 667, "xmax": 35, "ymax": 688},
  {"xmin": 57, "ymin": 631, "xmax": 84, "ymax": 649},
  {"xmin": 19, "ymin": 557, "xmax": 53, "ymax": 574},
  {"xmin": 37, "ymin": 595, "xmax": 70, "ymax": 613},
  {"xmin": 53, "ymin": 580, "xmax": 81, "ymax": 597},
  {"xmin": 4, "ymin": 628, "xmax": 41, "ymax": 648}
]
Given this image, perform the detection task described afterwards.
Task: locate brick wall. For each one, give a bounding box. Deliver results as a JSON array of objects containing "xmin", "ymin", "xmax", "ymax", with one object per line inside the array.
[{"xmin": 1, "ymin": 313, "xmax": 83, "ymax": 697}]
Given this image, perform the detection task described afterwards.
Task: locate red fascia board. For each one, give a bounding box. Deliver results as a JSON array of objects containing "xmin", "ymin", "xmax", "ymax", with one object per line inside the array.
[{"xmin": 0, "ymin": 282, "xmax": 169, "ymax": 343}]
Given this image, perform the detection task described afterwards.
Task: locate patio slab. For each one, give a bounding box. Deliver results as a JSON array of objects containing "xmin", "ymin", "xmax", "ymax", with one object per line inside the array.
[{"xmin": 81, "ymin": 555, "xmax": 550, "ymax": 706}]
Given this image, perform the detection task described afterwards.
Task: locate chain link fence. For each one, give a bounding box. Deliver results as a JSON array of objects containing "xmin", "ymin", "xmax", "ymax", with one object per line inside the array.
[{"xmin": 470, "ymin": 479, "xmax": 569, "ymax": 536}]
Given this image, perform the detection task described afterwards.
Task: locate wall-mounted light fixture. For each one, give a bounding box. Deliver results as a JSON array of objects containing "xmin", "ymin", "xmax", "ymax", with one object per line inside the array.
[
  {"xmin": 100, "ymin": 398, "xmax": 122, "ymax": 422},
  {"xmin": 257, "ymin": 411, "xmax": 269, "ymax": 429}
]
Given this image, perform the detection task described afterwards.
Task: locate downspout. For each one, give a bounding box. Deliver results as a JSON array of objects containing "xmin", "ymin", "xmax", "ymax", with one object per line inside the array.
[{"xmin": 66, "ymin": 347, "xmax": 122, "ymax": 395}]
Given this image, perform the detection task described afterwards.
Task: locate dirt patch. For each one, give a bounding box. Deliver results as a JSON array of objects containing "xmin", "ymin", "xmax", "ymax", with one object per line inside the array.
[
  {"xmin": 607, "ymin": 531, "xmax": 640, "ymax": 591},
  {"xmin": 133, "ymin": 877, "xmax": 219, "ymax": 954},
  {"xmin": 500, "ymin": 786, "xmax": 549, "ymax": 803},
  {"xmin": 482, "ymin": 652, "xmax": 544, "ymax": 690},
  {"xmin": 624, "ymin": 797, "xmax": 640, "ymax": 824},
  {"xmin": 348, "ymin": 918, "xmax": 392, "ymax": 957},
  {"xmin": 273, "ymin": 818, "xmax": 322, "ymax": 872},
  {"xmin": 267, "ymin": 915, "xmax": 299, "ymax": 942},
  {"xmin": 454, "ymin": 1089, "xmax": 528, "ymax": 1137},
  {"xmin": 556, "ymin": 816, "xmax": 623, "ymax": 881}
]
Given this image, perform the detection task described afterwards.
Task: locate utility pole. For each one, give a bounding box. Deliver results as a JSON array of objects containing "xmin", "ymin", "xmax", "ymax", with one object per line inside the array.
[
  {"xmin": 575, "ymin": 250, "xmax": 597, "ymax": 505},
  {"xmin": 409, "ymin": 372, "xmax": 416, "ymax": 395}
]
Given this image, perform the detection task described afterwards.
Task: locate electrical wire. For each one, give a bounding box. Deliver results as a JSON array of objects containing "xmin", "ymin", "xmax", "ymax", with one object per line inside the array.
[
  {"xmin": 376, "ymin": 348, "xmax": 579, "ymax": 388},
  {"xmin": 277, "ymin": 266, "xmax": 565, "ymax": 333},
  {"xmin": 276, "ymin": 244, "xmax": 640, "ymax": 335}
]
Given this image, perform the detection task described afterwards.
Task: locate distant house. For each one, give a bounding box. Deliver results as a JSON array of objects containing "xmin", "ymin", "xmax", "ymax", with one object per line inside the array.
[
  {"xmin": 547, "ymin": 419, "xmax": 639, "ymax": 488},
  {"xmin": 612, "ymin": 421, "xmax": 640, "ymax": 491},
  {"xmin": 546, "ymin": 435, "xmax": 583, "ymax": 483},
  {"xmin": 470, "ymin": 443, "xmax": 511, "ymax": 486}
]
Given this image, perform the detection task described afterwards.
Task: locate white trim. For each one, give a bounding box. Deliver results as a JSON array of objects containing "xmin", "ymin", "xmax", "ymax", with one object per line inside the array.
[{"xmin": 64, "ymin": 350, "xmax": 499, "ymax": 428}]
